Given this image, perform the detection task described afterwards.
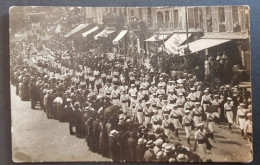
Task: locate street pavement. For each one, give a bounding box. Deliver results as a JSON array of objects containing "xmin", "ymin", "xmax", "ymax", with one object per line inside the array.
[{"xmin": 11, "ymin": 84, "xmax": 252, "ymax": 162}]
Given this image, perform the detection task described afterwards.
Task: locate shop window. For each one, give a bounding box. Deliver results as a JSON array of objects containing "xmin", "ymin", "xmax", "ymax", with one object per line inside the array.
[
  {"xmin": 238, "ymin": 7, "xmax": 246, "ymax": 32},
  {"xmin": 139, "ymin": 8, "xmax": 143, "ymax": 19},
  {"xmin": 130, "ymin": 10, "xmax": 134, "ymax": 16}
]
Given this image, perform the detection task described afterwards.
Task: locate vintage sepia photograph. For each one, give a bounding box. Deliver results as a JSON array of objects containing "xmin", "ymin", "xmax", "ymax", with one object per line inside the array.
[{"xmin": 10, "ymin": 6, "xmax": 252, "ymax": 163}]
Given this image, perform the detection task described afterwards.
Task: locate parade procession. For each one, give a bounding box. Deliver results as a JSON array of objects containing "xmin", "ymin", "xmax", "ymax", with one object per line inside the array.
[{"xmin": 10, "ymin": 6, "xmax": 252, "ymax": 162}]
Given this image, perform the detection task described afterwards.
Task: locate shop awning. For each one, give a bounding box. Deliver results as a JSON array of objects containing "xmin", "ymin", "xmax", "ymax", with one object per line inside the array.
[
  {"xmin": 113, "ymin": 30, "xmax": 128, "ymax": 44},
  {"xmin": 94, "ymin": 29, "xmax": 116, "ymax": 40},
  {"xmin": 187, "ymin": 39, "xmax": 231, "ymax": 53},
  {"xmin": 164, "ymin": 33, "xmax": 191, "ymax": 54},
  {"xmin": 145, "ymin": 34, "xmax": 168, "ymax": 42},
  {"xmin": 64, "ymin": 23, "xmax": 89, "ymax": 38},
  {"xmin": 82, "ymin": 26, "xmax": 99, "ymax": 38}
]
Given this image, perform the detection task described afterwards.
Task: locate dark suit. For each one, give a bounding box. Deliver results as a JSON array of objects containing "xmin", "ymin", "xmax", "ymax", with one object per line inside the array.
[
  {"xmin": 136, "ymin": 144, "xmax": 145, "ymax": 162},
  {"xmin": 126, "ymin": 137, "xmax": 137, "ymax": 162},
  {"xmin": 109, "ymin": 137, "xmax": 120, "ymax": 162}
]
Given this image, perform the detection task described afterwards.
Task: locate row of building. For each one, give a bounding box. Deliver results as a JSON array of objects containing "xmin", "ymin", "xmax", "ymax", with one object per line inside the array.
[{"xmin": 10, "ymin": 6, "xmax": 251, "ymax": 80}]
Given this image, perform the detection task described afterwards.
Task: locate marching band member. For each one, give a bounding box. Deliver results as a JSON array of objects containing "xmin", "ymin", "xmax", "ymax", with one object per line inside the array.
[{"xmin": 224, "ymin": 97, "xmax": 234, "ymax": 132}]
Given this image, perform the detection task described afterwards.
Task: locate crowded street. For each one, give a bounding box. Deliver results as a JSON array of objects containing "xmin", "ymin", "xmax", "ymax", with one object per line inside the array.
[{"xmin": 10, "ymin": 6, "xmax": 252, "ymax": 163}]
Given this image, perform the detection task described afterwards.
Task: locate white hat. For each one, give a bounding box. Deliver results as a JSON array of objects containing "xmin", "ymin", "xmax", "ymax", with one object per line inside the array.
[
  {"xmin": 195, "ymin": 102, "xmax": 200, "ymax": 105},
  {"xmin": 176, "ymin": 154, "xmax": 188, "ymax": 162},
  {"xmin": 145, "ymin": 102, "xmax": 151, "ymax": 105},
  {"xmin": 227, "ymin": 97, "xmax": 233, "ymax": 101},
  {"xmin": 185, "ymin": 110, "xmax": 190, "ymax": 113},
  {"xmin": 131, "ymin": 84, "xmax": 135, "ymax": 87},
  {"xmin": 110, "ymin": 130, "xmax": 118, "ymax": 137},
  {"xmin": 154, "ymin": 138, "xmax": 163, "ymax": 146},
  {"xmin": 197, "ymin": 123, "xmax": 204, "ymax": 127},
  {"xmin": 138, "ymin": 138, "xmax": 145, "ymax": 145}
]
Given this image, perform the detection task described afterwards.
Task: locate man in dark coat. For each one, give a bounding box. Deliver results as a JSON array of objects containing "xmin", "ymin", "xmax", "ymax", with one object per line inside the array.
[
  {"xmin": 109, "ymin": 130, "xmax": 120, "ymax": 162},
  {"xmin": 29, "ymin": 79, "xmax": 37, "ymax": 109},
  {"xmin": 143, "ymin": 140, "xmax": 156, "ymax": 162},
  {"xmin": 126, "ymin": 132, "xmax": 137, "ymax": 162},
  {"xmin": 92, "ymin": 115, "xmax": 100, "ymax": 153},
  {"xmin": 136, "ymin": 138, "xmax": 146, "ymax": 162}
]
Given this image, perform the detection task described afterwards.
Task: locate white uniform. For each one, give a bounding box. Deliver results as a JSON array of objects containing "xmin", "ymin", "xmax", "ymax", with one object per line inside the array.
[
  {"xmin": 120, "ymin": 94, "xmax": 130, "ymax": 114},
  {"xmin": 195, "ymin": 129, "xmax": 207, "ymax": 159},
  {"xmin": 237, "ymin": 108, "xmax": 247, "ymax": 130},
  {"xmin": 224, "ymin": 102, "xmax": 234, "ymax": 123},
  {"xmin": 169, "ymin": 109, "xmax": 182, "ymax": 129},
  {"xmin": 192, "ymin": 106, "xmax": 203, "ymax": 126},
  {"xmin": 130, "ymin": 98, "xmax": 137, "ymax": 116},
  {"xmin": 207, "ymin": 113, "xmax": 216, "ymax": 133},
  {"xmin": 156, "ymin": 100, "xmax": 164, "ymax": 120},
  {"xmin": 128, "ymin": 88, "xmax": 137, "ymax": 97},
  {"xmin": 162, "ymin": 118, "xmax": 171, "ymax": 136},
  {"xmin": 135, "ymin": 102, "xmax": 144, "ymax": 124},
  {"xmin": 150, "ymin": 97, "xmax": 159, "ymax": 109},
  {"xmin": 151, "ymin": 114, "xmax": 162, "ymax": 129},
  {"xmin": 104, "ymin": 86, "xmax": 113, "ymax": 98},
  {"xmin": 149, "ymin": 86, "xmax": 158, "ymax": 95},
  {"xmin": 111, "ymin": 89, "xmax": 120, "ymax": 106},
  {"xmin": 140, "ymin": 82, "xmax": 149, "ymax": 95},
  {"xmin": 201, "ymin": 95, "xmax": 212, "ymax": 112},
  {"xmin": 212, "ymin": 99, "xmax": 222, "ymax": 118},
  {"xmin": 182, "ymin": 115, "xmax": 193, "ymax": 138},
  {"xmin": 143, "ymin": 106, "xmax": 152, "ymax": 125},
  {"xmin": 168, "ymin": 94, "xmax": 177, "ymax": 105}
]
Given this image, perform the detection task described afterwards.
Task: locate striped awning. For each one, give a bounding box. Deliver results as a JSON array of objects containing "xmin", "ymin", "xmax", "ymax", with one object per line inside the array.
[
  {"xmin": 94, "ymin": 29, "xmax": 116, "ymax": 40},
  {"xmin": 82, "ymin": 26, "xmax": 99, "ymax": 38},
  {"xmin": 64, "ymin": 23, "xmax": 89, "ymax": 38},
  {"xmin": 113, "ymin": 30, "xmax": 128, "ymax": 44}
]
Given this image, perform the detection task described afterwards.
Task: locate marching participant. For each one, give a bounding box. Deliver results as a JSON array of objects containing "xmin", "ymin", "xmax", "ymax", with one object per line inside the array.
[
  {"xmin": 130, "ymin": 94, "xmax": 137, "ymax": 117},
  {"xmin": 120, "ymin": 89, "xmax": 130, "ymax": 114},
  {"xmin": 192, "ymin": 102, "xmax": 203, "ymax": 127},
  {"xmin": 162, "ymin": 113, "xmax": 171, "ymax": 138},
  {"xmin": 166, "ymin": 81, "xmax": 175, "ymax": 95},
  {"xmin": 156, "ymin": 95, "xmax": 164, "ymax": 120},
  {"xmin": 128, "ymin": 84, "xmax": 137, "ymax": 98},
  {"xmin": 156, "ymin": 84, "xmax": 166, "ymax": 98},
  {"xmin": 184, "ymin": 96, "xmax": 195, "ymax": 113},
  {"xmin": 169, "ymin": 104, "xmax": 183, "ymax": 140},
  {"xmin": 206, "ymin": 110, "xmax": 217, "ymax": 142},
  {"xmin": 178, "ymin": 84, "xmax": 186, "ymax": 96},
  {"xmin": 140, "ymin": 78, "xmax": 150, "ymax": 102},
  {"xmin": 101, "ymin": 71, "xmax": 107, "ymax": 85},
  {"xmin": 176, "ymin": 93, "xmax": 185, "ymax": 112},
  {"xmin": 167, "ymin": 90, "xmax": 177, "ymax": 105},
  {"xmin": 120, "ymin": 81, "xmax": 128, "ymax": 93},
  {"xmin": 151, "ymin": 109, "xmax": 162, "ymax": 129},
  {"xmin": 158, "ymin": 78, "xmax": 166, "ymax": 89},
  {"xmin": 104, "ymin": 82, "xmax": 113, "ymax": 98},
  {"xmin": 149, "ymin": 82, "xmax": 158, "ymax": 95},
  {"xmin": 212, "ymin": 94, "xmax": 223, "ymax": 127},
  {"xmin": 224, "ymin": 97, "xmax": 234, "ymax": 132},
  {"xmin": 201, "ymin": 90, "xmax": 212, "ymax": 112},
  {"xmin": 143, "ymin": 102, "xmax": 153, "ymax": 125},
  {"xmin": 194, "ymin": 123, "xmax": 208, "ymax": 160},
  {"xmin": 237, "ymin": 103, "xmax": 248, "ymax": 136},
  {"xmin": 182, "ymin": 110, "xmax": 193, "ymax": 146},
  {"xmin": 135, "ymin": 98, "xmax": 145, "ymax": 124},
  {"xmin": 187, "ymin": 88, "xmax": 197, "ymax": 102},
  {"xmin": 150, "ymin": 93, "xmax": 159, "ymax": 109},
  {"xmin": 137, "ymin": 87, "xmax": 146, "ymax": 103},
  {"xmin": 244, "ymin": 113, "xmax": 253, "ymax": 158},
  {"xmin": 89, "ymin": 74, "xmax": 95, "ymax": 92},
  {"xmin": 111, "ymin": 85, "xmax": 120, "ymax": 106}
]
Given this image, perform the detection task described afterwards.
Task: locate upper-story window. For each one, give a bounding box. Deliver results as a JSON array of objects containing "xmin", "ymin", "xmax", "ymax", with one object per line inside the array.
[
  {"xmin": 188, "ymin": 8, "xmax": 195, "ymax": 28},
  {"xmin": 173, "ymin": 9, "xmax": 179, "ymax": 29}
]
